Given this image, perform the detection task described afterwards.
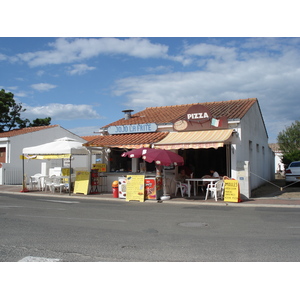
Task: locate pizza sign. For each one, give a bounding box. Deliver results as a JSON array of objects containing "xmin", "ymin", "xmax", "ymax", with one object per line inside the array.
[
  {"xmin": 187, "ymin": 111, "xmax": 210, "ymax": 121},
  {"xmin": 173, "ymin": 104, "xmax": 228, "ymax": 131}
]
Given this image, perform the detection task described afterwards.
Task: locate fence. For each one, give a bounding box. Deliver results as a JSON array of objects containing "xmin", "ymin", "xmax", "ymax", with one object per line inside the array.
[{"xmin": 0, "ymin": 164, "xmax": 23, "ymax": 185}]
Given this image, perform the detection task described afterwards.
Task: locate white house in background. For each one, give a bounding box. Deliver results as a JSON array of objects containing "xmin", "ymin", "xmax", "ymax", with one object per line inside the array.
[
  {"xmin": 0, "ymin": 125, "xmax": 89, "ymax": 185},
  {"xmin": 269, "ymin": 143, "xmax": 285, "ymax": 174}
]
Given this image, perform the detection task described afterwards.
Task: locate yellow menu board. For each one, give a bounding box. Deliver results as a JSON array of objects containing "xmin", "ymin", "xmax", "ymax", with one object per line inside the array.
[
  {"xmin": 92, "ymin": 163, "xmax": 106, "ymax": 172},
  {"xmin": 126, "ymin": 175, "xmax": 145, "ymax": 202},
  {"xmin": 224, "ymin": 180, "xmax": 240, "ymax": 202},
  {"xmin": 74, "ymin": 171, "xmax": 90, "ymax": 195}
]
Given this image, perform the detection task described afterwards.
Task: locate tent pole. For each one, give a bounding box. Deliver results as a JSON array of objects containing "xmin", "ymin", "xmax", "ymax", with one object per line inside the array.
[
  {"xmin": 69, "ymin": 155, "xmax": 72, "ymax": 196},
  {"xmin": 160, "ymin": 166, "xmax": 170, "ymax": 201},
  {"xmin": 20, "ymin": 154, "xmax": 29, "ymax": 192}
]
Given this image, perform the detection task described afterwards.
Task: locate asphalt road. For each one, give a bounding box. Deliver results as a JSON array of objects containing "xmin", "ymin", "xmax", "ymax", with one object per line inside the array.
[{"xmin": 1, "ymin": 192, "xmax": 300, "ymax": 262}]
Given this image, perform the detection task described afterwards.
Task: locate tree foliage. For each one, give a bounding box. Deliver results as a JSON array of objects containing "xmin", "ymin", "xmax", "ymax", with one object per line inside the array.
[
  {"xmin": 0, "ymin": 89, "xmax": 51, "ymax": 132},
  {"xmin": 277, "ymin": 120, "xmax": 300, "ymax": 165},
  {"xmin": 29, "ymin": 117, "xmax": 52, "ymax": 127}
]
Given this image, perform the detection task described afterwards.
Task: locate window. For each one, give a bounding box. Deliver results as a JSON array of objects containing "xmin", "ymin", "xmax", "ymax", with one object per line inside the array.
[
  {"xmin": 0, "ymin": 147, "xmax": 6, "ymax": 163},
  {"xmin": 249, "ymin": 141, "xmax": 253, "ymax": 151}
]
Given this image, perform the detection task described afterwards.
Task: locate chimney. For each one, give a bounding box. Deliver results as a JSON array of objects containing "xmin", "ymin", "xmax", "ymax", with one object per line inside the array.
[{"xmin": 122, "ymin": 109, "xmax": 134, "ymax": 120}]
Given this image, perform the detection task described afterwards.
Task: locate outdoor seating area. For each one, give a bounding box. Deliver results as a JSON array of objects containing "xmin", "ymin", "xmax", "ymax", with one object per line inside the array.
[
  {"xmin": 29, "ymin": 174, "xmax": 75, "ymax": 193},
  {"xmin": 174, "ymin": 177, "xmax": 225, "ymax": 201}
]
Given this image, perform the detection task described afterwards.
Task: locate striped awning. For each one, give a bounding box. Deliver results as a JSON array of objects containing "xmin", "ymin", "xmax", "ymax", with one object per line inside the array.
[{"xmin": 154, "ymin": 129, "xmax": 233, "ymax": 149}]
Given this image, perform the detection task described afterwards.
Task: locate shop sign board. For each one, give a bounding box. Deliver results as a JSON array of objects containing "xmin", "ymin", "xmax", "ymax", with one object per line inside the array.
[
  {"xmin": 173, "ymin": 104, "xmax": 228, "ymax": 131},
  {"xmin": 74, "ymin": 171, "xmax": 90, "ymax": 195},
  {"xmin": 186, "ymin": 105, "xmax": 212, "ymax": 123},
  {"xmin": 126, "ymin": 175, "xmax": 145, "ymax": 202},
  {"xmin": 108, "ymin": 123, "xmax": 157, "ymax": 135},
  {"xmin": 224, "ymin": 179, "xmax": 240, "ymax": 202}
]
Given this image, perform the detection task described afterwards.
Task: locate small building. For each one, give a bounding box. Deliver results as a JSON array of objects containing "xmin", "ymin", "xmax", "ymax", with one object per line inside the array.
[
  {"xmin": 0, "ymin": 125, "xmax": 88, "ymax": 185},
  {"xmin": 269, "ymin": 143, "xmax": 285, "ymax": 176},
  {"xmin": 85, "ymin": 98, "xmax": 275, "ymax": 199}
]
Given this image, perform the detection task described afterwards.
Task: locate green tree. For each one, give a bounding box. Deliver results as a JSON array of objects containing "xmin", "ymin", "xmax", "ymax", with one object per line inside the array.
[
  {"xmin": 277, "ymin": 120, "xmax": 300, "ymax": 166},
  {"xmin": 0, "ymin": 89, "xmax": 51, "ymax": 131},
  {"xmin": 0, "ymin": 89, "xmax": 27, "ymax": 132},
  {"xmin": 29, "ymin": 117, "xmax": 51, "ymax": 127}
]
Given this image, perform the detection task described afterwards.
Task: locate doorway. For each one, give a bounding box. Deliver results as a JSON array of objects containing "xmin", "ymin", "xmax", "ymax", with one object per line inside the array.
[{"xmin": 178, "ymin": 146, "xmax": 230, "ymax": 178}]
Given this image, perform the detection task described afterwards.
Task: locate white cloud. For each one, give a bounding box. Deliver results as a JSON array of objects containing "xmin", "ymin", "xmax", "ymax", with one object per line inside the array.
[
  {"xmin": 36, "ymin": 70, "xmax": 45, "ymax": 76},
  {"xmin": 67, "ymin": 64, "xmax": 96, "ymax": 75},
  {"xmin": 7, "ymin": 86, "xmax": 18, "ymax": 90},
  {"xmin": 22, "ymin": 103, "xmax": 102, "ymax": 121},
  {"xmin": 0, "ymin": 86, "xmax": 28, "ymax": 100},
  {"xmin": 16, "ymin": 37, "xmax": 170, "ymax": 67},
  {"xmin": 0, "ymin": 53, "xmax": 7, "ymax": 61},
  {"xmin": 14, "ymin": 91, "xmax": 28, "ymax": 98},
  {"xmin": 31, "ymin": 83, "xmax": 57, "ymax": 91},
  {"xmin": 184, "ymin": 43, "xmax": 237, "ymax": 62},
  {"xmin": 114, "ymin": 39, "xmax": 300, "ymax": 142},
  {"xmin": 145, "ymin": 65, "xmax": 173, "ymax": 73}
]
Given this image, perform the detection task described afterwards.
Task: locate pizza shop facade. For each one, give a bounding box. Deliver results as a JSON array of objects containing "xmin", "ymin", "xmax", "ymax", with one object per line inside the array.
[{"xmin": 88, "ymin": 99, "xmax": 274, "ymax": 199}]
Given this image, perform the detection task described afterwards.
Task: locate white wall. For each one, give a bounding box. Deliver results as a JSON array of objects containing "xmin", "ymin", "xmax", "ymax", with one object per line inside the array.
[
  {"xmin": 0, "ymin": 126, "xmax": 89, "ymax": 184},
  {"xmin": 232, "ymin": 102, "xmax": 274, "ymax": 197}
]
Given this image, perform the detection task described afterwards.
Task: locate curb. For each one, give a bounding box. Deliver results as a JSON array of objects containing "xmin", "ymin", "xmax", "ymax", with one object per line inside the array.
[{"xmin": 2, "ymin": 189, "xmax": 300, "ymax": 208}]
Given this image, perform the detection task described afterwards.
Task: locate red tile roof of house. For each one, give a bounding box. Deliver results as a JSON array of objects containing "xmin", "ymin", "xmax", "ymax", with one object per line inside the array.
[
  {"xmin": 104, "ymin": 98, "xmax": 258, "ymax": 127},
  {"xmin": 269, "ymin": 143, "xmax": 281, "ymax": 152},
  {"xmin": 0, "ymin": 125, "xmax": 59, "ymax": 138},
  {"xmin": 81, "ymin": 135, "xmax": 100, "ymax": 142}
]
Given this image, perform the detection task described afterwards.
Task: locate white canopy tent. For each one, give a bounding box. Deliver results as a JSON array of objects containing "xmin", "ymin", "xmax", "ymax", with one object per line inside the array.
[
  {"xmin": 23, "ymin": 137, "xmax": 90, "ymax": 157},
  {"xmin": 22, "ymin": 137, "xmax": 91, "ymax": 195}
]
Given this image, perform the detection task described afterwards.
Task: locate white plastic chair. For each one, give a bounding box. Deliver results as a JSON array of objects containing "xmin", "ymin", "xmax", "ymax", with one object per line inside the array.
[
  {"xmin": 29, "ymin": 173, "xmax": 42, "ymax": 190},
  {"xmin": 44, "ymin": 176, "xmax": 54, "ymax": 192},
  {"xmin": 205, "ymin": 180, "xmax": 224, "ymax": 201},
  {"xmin": 174, "ymin": 179, "xmax": 190, "ymax": 197},
  {"xmin": 174, "ymin": 180, "xmax": 185, "ymax": 197},
  {"xmin": 52, "ymin": 176, "xmax": 66, "ymax": 193}
]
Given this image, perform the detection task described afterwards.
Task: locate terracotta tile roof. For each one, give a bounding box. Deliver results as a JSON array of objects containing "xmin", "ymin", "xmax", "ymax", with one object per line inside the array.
[
  {"xmin": 269, "ymin": 143, "xmax": 281, "ymax": 152},
  {"xmin": 84, "ymin": 132, "xmax": 169, "ymax": 148},
  {"xmin": 104, "ymin": 98, "xmax": 258, "ymax": 127},
  {"xmin": 0, "ymin": 125, "xmax": 59, "ymax": 138},
  {"xmin": 81, "ymin": 135, "xmax": 99, "ymax": 142}
]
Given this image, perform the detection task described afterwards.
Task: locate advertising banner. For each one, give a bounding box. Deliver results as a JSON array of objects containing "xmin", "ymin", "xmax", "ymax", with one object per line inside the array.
[
  {"xmin": 126, "ymin": 175, "xmax": 145, "ymax": 202},
  {"xmin": 224, "ymin": 179, "xmax": 240, "ymax": 202},
  {"xmin": 74, "ymin": 171, "xmax": 90, "ymax": 195}
]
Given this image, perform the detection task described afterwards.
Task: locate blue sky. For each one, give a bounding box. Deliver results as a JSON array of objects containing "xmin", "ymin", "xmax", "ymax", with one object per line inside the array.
[{"xmin": 1, "ymin": 3, "xmax": 299, "ymax": 143}]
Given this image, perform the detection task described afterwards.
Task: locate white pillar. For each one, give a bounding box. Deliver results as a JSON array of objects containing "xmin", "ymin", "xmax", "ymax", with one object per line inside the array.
[{"xmin": 236, "ymin": 160, "xmax": 250, "ymax": 199}]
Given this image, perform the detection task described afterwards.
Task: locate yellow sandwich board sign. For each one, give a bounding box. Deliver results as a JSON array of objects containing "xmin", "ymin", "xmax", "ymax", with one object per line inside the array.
[
  {"xmin": 224, "ymin": 179, "xmax": 240, "ymax": 202},
  {"xmin": 74, "ymin": 171, "xmax": 90, "ymax": 195},
  {"xmin": 126, "ymin": 175, "xmax": 145, "ymax": 202}
]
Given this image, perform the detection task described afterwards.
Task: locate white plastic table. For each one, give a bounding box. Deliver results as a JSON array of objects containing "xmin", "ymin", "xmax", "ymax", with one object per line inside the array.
[{"xmin": 186, "ymin": 178, "xmax": 219, "ymax": 197}]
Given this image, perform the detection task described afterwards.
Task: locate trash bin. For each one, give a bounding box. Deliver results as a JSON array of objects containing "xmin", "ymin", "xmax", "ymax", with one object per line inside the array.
[{"xmin": 112, "ymin": 181, "xmax": 119, "ymax": 198}]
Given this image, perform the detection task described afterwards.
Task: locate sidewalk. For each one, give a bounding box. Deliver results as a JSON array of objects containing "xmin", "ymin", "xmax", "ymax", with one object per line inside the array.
[{"xmin": 1, "ymin": 179, "xmax": 300, "ymax": 207}]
